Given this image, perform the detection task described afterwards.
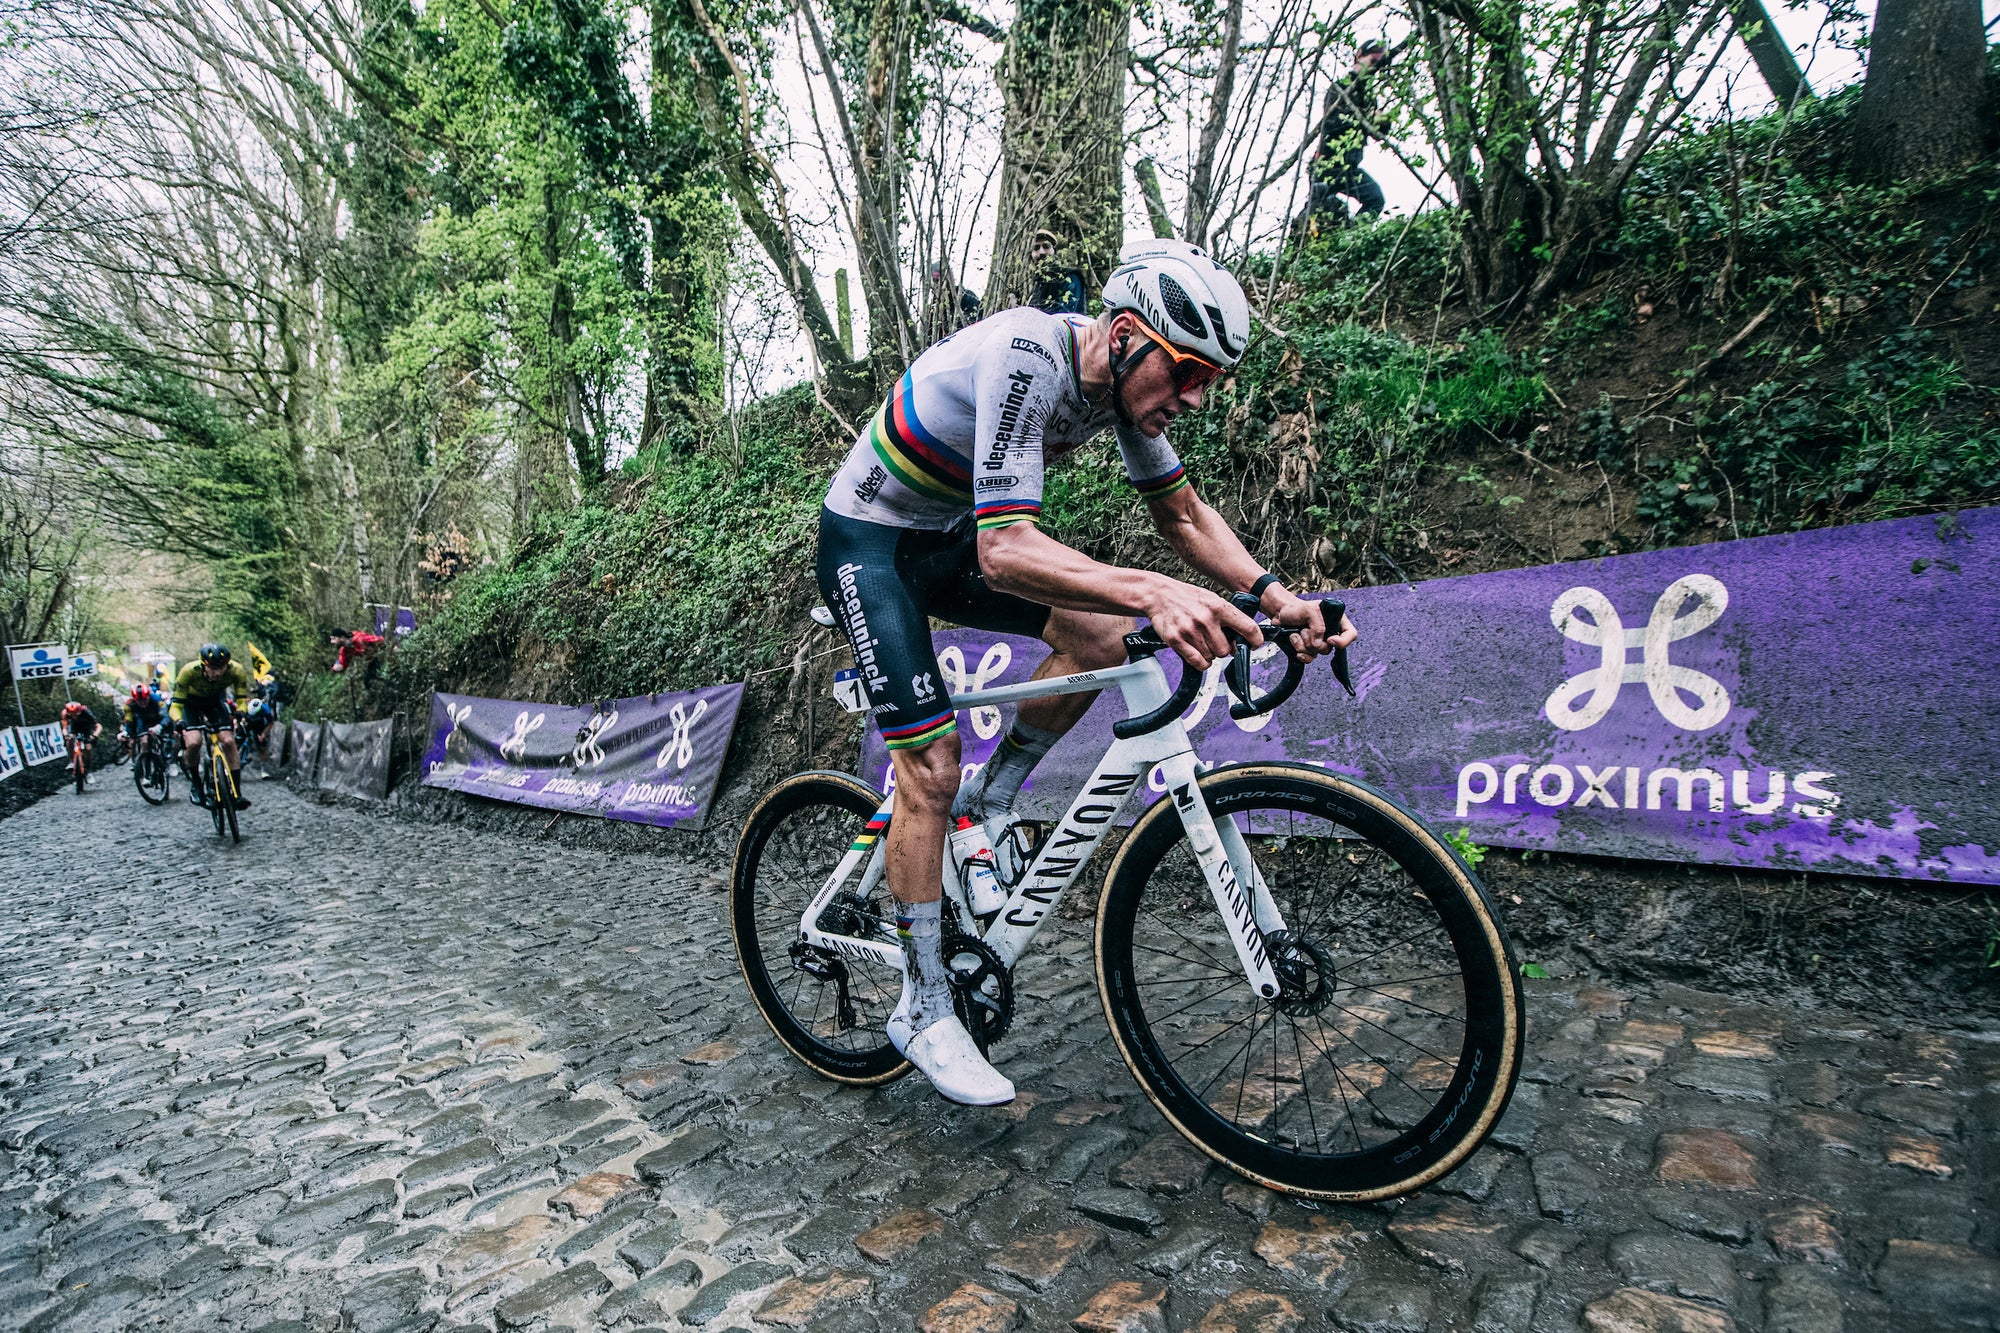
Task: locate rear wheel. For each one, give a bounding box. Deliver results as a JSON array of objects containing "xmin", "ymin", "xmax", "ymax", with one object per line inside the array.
[
  {"xmin": 733, "ymin": 771, "xmax": 910, "ymax": 1085},
  {"xmin": 1096, "ymin": 763, "xmax": 1523, "ymax": 1202}
]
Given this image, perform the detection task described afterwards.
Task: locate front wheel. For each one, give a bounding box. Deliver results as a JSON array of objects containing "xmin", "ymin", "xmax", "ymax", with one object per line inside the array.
[
  {"xmin": 73, "ymin": 748, "xmax": 86, "ymax": 795},
  {"xmin": 1096, "ymin": 763, "xmax": 1523, "ymax": 1202},
  {"xmin": 732, "ymin": 772, "xmax": 910, "ymax": 1086},
  {"xmin": 135, "ymin": 745, "xmax": 169, "ymax": 804}
]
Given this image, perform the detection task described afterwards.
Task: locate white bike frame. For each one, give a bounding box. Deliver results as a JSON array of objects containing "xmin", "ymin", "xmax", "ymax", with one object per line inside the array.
[{"xmin": 796, "ymin": 654, "xmax": 1290, "ymax": 1000}]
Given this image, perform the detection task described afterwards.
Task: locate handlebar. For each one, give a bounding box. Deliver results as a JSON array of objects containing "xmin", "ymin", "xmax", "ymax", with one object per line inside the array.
[
  {"xmin": 1113, "ymin": 595, "xmax": 1357, "ymax": 738},
  {"xmin": 1112, "ymin": 627, "xmax": 1208, "ymax": 739}
]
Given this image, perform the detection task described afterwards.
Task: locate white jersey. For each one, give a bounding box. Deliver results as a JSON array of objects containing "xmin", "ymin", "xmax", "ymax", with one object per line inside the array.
[{"xmin": 823, "ymin": 306, "xmax": 1189, "ymax": 532}]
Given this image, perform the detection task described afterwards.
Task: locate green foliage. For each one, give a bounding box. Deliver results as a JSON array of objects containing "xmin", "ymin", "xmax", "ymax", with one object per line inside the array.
[
  {"xmin": 1444, "ymin": 825, "xmax": 1486, "ymax": 867},
  {"xmin": 1631, "ymin": 328, "xmax": 2000, "ymax": 539},
  {"xmin": 392, "ymin": 386, "xmax": 834, "ymax": 700}
]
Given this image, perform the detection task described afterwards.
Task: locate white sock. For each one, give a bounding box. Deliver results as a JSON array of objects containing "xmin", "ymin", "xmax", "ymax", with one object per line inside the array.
[
  {"xmin": 896, "ymin": 899, "xmax": 955, "ymax": 1033},
  {"xmin": 951, "ymin": 718, "xmax": 1062, "ymax": 822}
]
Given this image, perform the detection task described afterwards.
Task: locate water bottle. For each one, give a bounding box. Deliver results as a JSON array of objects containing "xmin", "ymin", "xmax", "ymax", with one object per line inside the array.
[{"xmin": 950, "ymin": 816, "xmax": 1006, "ymax": 917}]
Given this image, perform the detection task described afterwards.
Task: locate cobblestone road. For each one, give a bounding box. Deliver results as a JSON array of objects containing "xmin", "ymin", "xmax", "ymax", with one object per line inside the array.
[{"xmin": 2, "ymin": 783, "xmax": 1996, "ymax": 1333}]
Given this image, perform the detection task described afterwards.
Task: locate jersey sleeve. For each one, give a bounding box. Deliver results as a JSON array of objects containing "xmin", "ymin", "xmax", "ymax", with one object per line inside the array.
[
  {"xmin": 1115, "ymin": 423, "xmax": 1190, "ymax": 503},
  {"xmin": 969, "ymin": 323, "xmax": 1069, "ymax": 532}
]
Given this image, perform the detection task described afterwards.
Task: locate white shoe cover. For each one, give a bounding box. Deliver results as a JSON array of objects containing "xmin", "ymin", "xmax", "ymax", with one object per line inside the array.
[{"xmin": 888, "ymin": 997, "xmax": 1015, "ymax": 1106}]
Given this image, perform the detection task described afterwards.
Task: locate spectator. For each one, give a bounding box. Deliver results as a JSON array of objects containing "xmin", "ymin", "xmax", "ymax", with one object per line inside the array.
[
  {"xmin": 328, "ymin": 628, "xmax": 385, "ymax": 676},
  {"xmin": 1027, "ymin": 230, "xmax": 1086, "ymax": 314},
  {"xmin": 927, "ymin": 262, "xmax": 982, "ymax": 338},
  {"xmin": 1303, "ymin": 40, "xmax": 1393, "ymax": 231}
]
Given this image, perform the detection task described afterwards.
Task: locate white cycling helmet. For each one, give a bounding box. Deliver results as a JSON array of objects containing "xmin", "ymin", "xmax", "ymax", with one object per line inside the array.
[{"xmin": 1101, "ymin": 238, "xmax": 1251, "ymax": 368}]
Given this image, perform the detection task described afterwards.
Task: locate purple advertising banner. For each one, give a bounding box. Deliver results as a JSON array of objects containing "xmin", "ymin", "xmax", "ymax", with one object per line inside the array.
[
  {"xmin": 423, "ymin": 683, "xmax": 745, "ymax": 831},
  {"xmin": 860, "ymin": 509, "xmax": 1998, "ymax": 886},
  {"xmin": 372, "ymin": 605, "xmax": 418, "ymax": 639}
]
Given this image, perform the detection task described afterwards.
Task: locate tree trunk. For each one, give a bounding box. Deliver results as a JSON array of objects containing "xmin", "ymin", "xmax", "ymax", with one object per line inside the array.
[
  {"xmin": 986, "ymin": 0, "xmax": 1129, "ymax": 312},
  {"xmin": 1855, "ymin": 0, "xmax": 1990, "ymax": 180},
  {"xmin": 1724, "ymin": 0, "xmax": 1809, "ymax": 109},
  {"xmin": 1134, "ymin": 158, "xmax": 1175, "ymax": 238},
  {"xmin": 1182, "ymin": 0, "xmax": 1242, "ymax": 246}
]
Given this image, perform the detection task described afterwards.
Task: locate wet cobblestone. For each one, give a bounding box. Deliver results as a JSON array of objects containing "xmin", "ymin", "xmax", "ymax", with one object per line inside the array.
[{"xmin": 0, "ymin": 786, "xmax": 1995, "ymax": 1330}]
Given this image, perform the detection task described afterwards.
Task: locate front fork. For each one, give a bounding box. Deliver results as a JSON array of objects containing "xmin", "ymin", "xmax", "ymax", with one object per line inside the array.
[{"xmin": 1154, "ymin": 753, "xmax": 1285, "ymax": 1001}]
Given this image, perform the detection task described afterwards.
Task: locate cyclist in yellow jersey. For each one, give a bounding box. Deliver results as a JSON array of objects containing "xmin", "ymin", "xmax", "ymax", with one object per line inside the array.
[{"xmin": 170, "ymin": 644, "xmax": 253, "ymax": 809}]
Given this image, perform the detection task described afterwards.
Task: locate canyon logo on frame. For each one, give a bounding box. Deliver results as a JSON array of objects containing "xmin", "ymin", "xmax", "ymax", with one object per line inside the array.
[{"xmin": 859, "ymin": 509, "xmax": 1997, "ymax": 886}]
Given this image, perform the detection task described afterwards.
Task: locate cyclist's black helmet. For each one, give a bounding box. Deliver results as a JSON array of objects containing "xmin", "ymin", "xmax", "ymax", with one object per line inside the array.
[{"xmin": 200, "ymin": 643, "xmax": 231, "ymax": 667}]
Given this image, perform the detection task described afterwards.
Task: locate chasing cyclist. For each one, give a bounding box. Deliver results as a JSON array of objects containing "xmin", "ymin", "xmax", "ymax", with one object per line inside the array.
[
  {"xmin": 817, "ymin": 238, "xmax": 1357, "ymax": 1105},
  {"xmin": 60, "ymin": 701, "xmax": 102, "ymax": 790},
  {"xmin": 120, "ymin": 683, "xmax": 165, "ymax": 761},
  {"xmin": 169, "ymin": 644, "xmax": 253, "ymax": 810}
]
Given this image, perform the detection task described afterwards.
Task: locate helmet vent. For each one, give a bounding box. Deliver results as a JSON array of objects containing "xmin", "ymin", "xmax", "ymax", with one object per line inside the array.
[{"xmin": 1158, "ymin": 275, "xmax": 1208, "ymax": 341}]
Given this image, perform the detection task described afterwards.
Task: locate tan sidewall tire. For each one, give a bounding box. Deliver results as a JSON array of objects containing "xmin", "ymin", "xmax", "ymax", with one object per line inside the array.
[
  {"xmin": 732, "ymin": 770, "xmax": 913, "ymax": 1087},
  {"xmin": 1095, "ymin": 762, "xmax": 1523, "ymax": 1202}
]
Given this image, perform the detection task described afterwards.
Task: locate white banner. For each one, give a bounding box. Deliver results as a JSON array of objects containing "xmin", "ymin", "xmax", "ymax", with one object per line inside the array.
[
  {"xmin": 18, "ymin": 722, "xmax": 65, "ymax": 766},
  {"xmin": 8, "ymin": 643, "xmax": 68, "ymax": 684},
  {"xmin": 67, "ymin": 652, "xmax": 97, "ymax": 678},
  {"xmin": 0, "ymin": 729, "xmax": 22, "ymax": 782}
]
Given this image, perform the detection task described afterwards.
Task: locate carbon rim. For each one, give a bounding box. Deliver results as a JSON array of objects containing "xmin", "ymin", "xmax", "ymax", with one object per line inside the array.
[{"xmin": 1098, "ymin": 765, "xmax": 1521, "ymax": 1201}]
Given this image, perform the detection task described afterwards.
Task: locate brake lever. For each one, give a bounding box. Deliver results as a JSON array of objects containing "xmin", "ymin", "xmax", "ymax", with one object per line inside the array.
[{"xmin": 1320, "ymin": 600, "xmax": 1356, "ymax": 698}]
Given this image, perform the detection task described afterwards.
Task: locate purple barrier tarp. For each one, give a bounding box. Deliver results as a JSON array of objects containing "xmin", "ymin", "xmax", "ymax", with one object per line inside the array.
[
  {"xmin": 423, "ymin": 683, "xmax": 745, "ymax": 831},
  {"xmin": 860, "ymin": 509, "xmax": 1998, "ymax": 886}
]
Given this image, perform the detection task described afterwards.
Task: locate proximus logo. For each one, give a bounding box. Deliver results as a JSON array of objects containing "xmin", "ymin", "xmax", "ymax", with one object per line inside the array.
[{"xmin": 1545, "ymin": 574, "xmax": 1731, "ymax": 732}]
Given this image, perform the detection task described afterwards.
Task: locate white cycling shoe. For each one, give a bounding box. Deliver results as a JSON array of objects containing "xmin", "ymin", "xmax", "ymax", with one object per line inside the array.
[{"xmin": 888, "ymin": 998, "xmax": 1015, "ymax": 1106}]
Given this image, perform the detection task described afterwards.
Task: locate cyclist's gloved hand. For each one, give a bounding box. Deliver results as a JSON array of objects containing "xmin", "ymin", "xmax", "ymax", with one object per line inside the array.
[{"xmin": 1146, "ymin": 577, "xmax": 1262, "ymax": 669}]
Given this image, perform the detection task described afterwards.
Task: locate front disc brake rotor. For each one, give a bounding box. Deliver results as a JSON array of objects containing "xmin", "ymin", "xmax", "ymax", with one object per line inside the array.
[{"xmin": 1264, "ymin": 928, "xmax": 1335, "ymax": 1017}]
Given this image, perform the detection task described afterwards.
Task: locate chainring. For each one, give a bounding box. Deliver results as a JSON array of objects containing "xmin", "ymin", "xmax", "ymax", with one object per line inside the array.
[{"xmin": 943, "ymin": 933, "xmax": 1014, "ymax": 1054}]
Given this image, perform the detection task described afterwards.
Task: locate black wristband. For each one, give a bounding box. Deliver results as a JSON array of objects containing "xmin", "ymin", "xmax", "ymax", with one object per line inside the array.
[{"xmin": 1249, "ymin": 572, "xmax": 1283, "ymax": 602}]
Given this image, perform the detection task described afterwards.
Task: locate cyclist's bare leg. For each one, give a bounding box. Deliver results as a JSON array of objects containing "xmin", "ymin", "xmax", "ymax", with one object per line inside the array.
[
  {"xmin": 885, "ymin": 730, "xmax": 961, "ymax": 908},
  {"xmin": 882, "ymin": 728, "xmax": 1012, "ymax": 1102},
  {"xmin": 180, "ymin": 729, "xmax": 201, "ymax": 780}
]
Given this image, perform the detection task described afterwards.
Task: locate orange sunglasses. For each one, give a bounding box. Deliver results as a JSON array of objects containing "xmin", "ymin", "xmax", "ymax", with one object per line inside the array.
[{"xmin": 1126, "ymin": 318, "xmax": 1225, "ymax": 392}]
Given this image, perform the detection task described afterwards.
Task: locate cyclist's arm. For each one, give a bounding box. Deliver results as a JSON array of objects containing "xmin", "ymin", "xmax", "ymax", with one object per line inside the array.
[
  {"xmin": 1142, "ymin": 485, "xmax": 1349, "ymax": 656},
  {"xmin": 979, "ymin": 523, "xmax": 1260, "ymax": 669}
]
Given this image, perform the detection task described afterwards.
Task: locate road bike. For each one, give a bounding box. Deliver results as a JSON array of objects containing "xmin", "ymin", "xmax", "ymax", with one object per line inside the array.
[
  {"xmin": 67, "ymin": 735, "xmax": 91, "ymax": 794},
  {"xmin": 133, "ymin": 727, "xmax": 171, "ymax": 805},
  {"xmin": 188, "ymin": 723, "xmax": 242, "ymax": 843},
  {"xmin": 734, "ymin": 598, "xmax": 1524, "ymax": 1202}
]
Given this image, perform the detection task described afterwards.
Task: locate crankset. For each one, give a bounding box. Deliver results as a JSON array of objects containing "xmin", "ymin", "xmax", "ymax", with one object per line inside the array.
[
  {"xmin": 1264, "ymin": 928, "xmax": 1336, "ymax": 1017},
  {"xmin": 943, "ymin": 933, "xmax": 1014, "ymax": 1054}
]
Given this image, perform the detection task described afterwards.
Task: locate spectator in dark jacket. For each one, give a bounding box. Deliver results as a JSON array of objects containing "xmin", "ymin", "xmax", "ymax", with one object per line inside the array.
[
  {"xmin": 1305, "ymin": 40, "xmax": 1392, "ymax": 227},
  {"xmin": 1026, "ymin": 230, "xmax": 1087, "ymax": 314}
]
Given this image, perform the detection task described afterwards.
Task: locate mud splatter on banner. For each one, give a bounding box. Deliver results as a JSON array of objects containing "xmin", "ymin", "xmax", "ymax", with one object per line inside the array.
[
  {"xmin": 860, "ymin": 509, "xmax": 1997, "ymax": 886},
  {"xmin": 321, "ymin": 719, "xmax": 394, "ymax": 801},
  {"xmin": 422, "ymin": 684, "xmax": 745, "ymax": 831}
]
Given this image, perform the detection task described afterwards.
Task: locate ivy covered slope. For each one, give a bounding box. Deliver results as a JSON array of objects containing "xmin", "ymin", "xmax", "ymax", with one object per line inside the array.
[{"xmin": 388, "ymin": 91, "xmax": 1999, "ymax": 710}]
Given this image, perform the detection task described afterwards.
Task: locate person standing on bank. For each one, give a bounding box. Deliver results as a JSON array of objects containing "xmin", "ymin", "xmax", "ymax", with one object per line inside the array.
[
  {"xmin": 1306, "ymin": 40, "xmax": 1393, "ymax": 227},
  {"xmin": 1027, "ymin": 229, "xmax": 1086, "ymax": 315}
]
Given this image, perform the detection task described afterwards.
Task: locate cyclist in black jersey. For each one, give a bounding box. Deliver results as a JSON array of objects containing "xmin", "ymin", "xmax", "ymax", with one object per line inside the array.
[{"xmin": 817, "ymin": 239, "xmax": 1357, "ymax": 1104}]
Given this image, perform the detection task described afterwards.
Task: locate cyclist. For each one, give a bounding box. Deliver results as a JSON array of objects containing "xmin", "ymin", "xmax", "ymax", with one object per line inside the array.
[
  {"xmin": 60, "ymin": 701, "xmax": 102, "ymax": 789},
  {"xmin": 243, "ymin": 690, "xmax": 276, "ymax": 766},
  {"xmin": 169, "ymin": 644, "xmax": 253, "ymax": 810},
  {"xmin": 119, "ymin": 684, "xmax": 165, "ymax": 760},
  {"xmin": 817, "ymin": 237, "xmax": 1357, "ymax": 1104}
]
